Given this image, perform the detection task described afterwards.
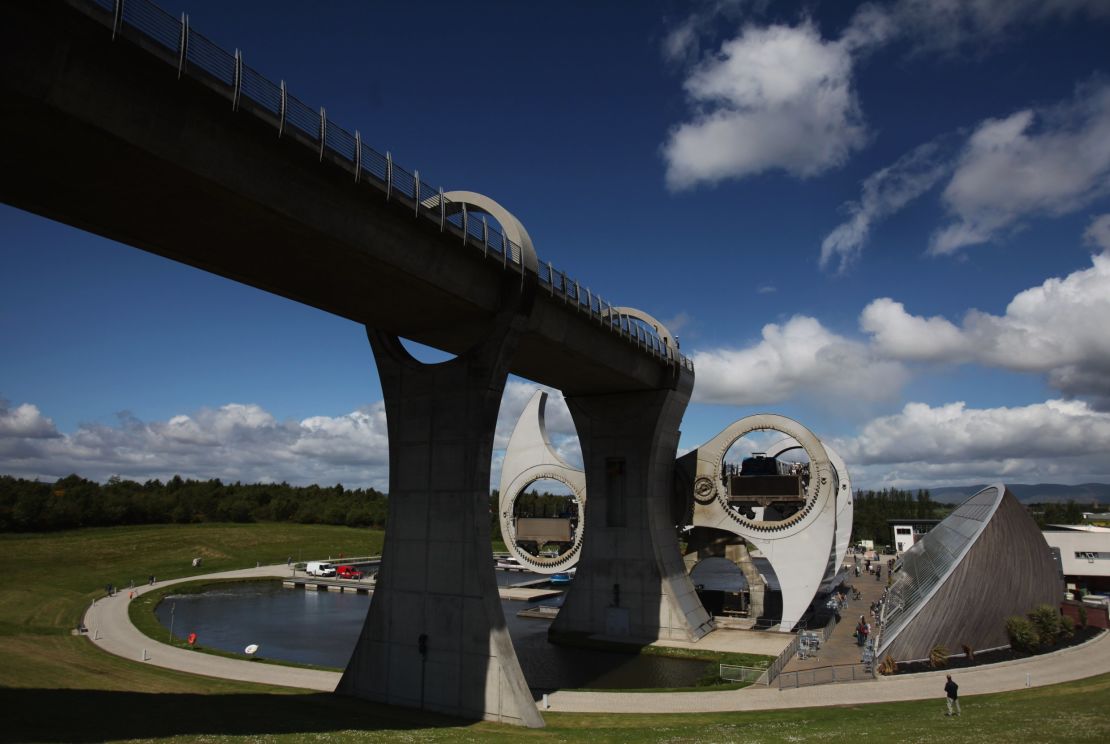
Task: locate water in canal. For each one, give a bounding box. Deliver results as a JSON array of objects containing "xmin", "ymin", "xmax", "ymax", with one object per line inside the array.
[{"xmin": 154, "ymin": 579, "xmax": 709, "ymax": 692}]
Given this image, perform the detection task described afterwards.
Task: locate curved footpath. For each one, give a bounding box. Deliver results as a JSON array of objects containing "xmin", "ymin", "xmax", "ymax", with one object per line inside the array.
[{"xmin": 85, "ymin": 563, "xmax": 1110, "ymax": 714}]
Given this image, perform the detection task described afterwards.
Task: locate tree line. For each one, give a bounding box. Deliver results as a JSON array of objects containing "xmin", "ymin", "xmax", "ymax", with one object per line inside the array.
[
  {"xmin": 850, "ymin": 487, "xmax": 944, "ymax": 546},
  {"xmin": 0, "ymin": 474, "xmax": 389, "ymax": 532}
]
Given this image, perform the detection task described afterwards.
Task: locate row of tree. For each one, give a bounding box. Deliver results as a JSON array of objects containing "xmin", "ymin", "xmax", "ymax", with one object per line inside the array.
[
  {"xmin": 850, "ymin": 488, "xmax": 943, "ymax": 546},
  {"xmin": 0, "ymin": 474, "xmax": 389, "ymax": 532}
]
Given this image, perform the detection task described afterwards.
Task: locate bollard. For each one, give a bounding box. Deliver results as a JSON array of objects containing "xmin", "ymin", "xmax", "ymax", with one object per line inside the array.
[
  {"xmin": 543, "ymin": 693, "xmax": 550, "ymax": 710},
  {"xmin": 1026, "ymin": 673, "xmax": 1031, "ymax": 687},
  {"xmin": 94, "ymin": 628, "xmax": 101, "ymax": 640},
  {"xmin": 141, "ymin": 648, "xmax": 149, "ymax": 661}
]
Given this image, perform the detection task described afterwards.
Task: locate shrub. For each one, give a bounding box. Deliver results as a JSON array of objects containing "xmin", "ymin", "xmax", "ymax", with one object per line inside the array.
[
  {"xmin": 1029, "ymin": 604, "xmax": 1063, "ymax": 647},
  {"xmin": 878, "ymin": 654, "xmax": 898, "ymax": 675},
  {"xmin": 1060, "ymin": 615, "xmax": 1076, "ymax": 639},
  {"xmin": 929, "ymin": 644, "xmax": 949, "ymax": 669},
  {"xmin": 1006, "ymin": 615, "xmax": 1040, "ymax": 652},
  {"xmin": 961, "ymin": 643, "xmax": 975, "ymax": 663},
  {"xmin": 1078, "ymin": 603, "xmax": 1088, "ymax": 629}
]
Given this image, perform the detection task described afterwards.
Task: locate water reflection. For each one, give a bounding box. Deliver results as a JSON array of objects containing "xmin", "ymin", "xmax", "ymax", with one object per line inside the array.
[{"xmin": 155, "ymin": 580, "xmax": 708, "ymax": 691}]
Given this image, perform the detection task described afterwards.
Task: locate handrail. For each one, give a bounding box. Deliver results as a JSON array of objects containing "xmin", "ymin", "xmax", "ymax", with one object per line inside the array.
[{"xmin": 80, "ymin": 0, "xmax": 694, "ymax": 373}]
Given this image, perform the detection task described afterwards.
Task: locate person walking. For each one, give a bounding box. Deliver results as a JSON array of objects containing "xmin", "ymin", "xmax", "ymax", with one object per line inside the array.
[{"xmin": 944, "ymin": 674, "xmax": 961, "ymax": 716}]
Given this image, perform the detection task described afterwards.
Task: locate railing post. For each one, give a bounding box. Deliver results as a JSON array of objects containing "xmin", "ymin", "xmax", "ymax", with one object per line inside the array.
[
  {"xmin": 278, "ymin": 81, "xmax": 287, "ymax": 138},
  {"xmin": 501, "ymin": 232, "xmax": 509, "ymax": 267},
  {"xmin": 586, "ymin": 289, "xmax": 593, "ymax": 317},
  {"xmin": 482, "ymin": 216, "xmax": 489, "ymax": 258},
  {"xmin": 461, "ymin": 203, "xmax": 468, "ymax": 244},
  {"xmin": 177, "ymin": 14, "xmax": 189, "ymax": 78},
  {"xmin": 232, "ymin": 50, "xmax": 243, "ymax": 111},
  {"xmin": 561, "ymin": 271, "xmax": 568, "ymax": 302},
  {"xmin": 574, "ymin": 281, "xmax": 580, "ymax": 307},
  {"xmin": 354, "ymin": 131, "xmax": 362, "ymax": 183},
  {"xmin": 413, "ymin": 171, "xmax": 420, "ymax": 216},
  {"xmin": 547, "ymin": 262, "xmax": 554, "ymax": 295},
  {"xmin": 385, "ymin": 152, "xmax": 393, "ymax": 201},
  {"xmin": 318, "ymin": 108, "xmax": 327, "ymax": 160},
  {"xmin": 438, "ymin": 187, "xmax": 445, "ymax": 231},
  {"xmin": 112, "ymin": 0, "xmax": 125, "ymax": 40}
]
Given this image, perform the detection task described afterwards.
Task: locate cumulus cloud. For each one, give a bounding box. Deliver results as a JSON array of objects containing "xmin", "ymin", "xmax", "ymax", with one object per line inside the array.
[
  {"xmin": 0, "ymin": 401, "xmax": 392, "ymax": 489},
  {"xmin": 662, "ymin": 0, "xmax": 1110, "ymax": 194},
  {"xmin": 691, "ymin": 315, "xmax": 908, "ymax": 406},
  {"xmin": 663, "ymin": 21, "xmax": 867, "ymax": 189},
  {"xmin": 860, "ymin": 298, "xmax": 972, "ymax": 362},
  {"xmin": 835, "ymin": 398, "xmax": 1110, "ymax": 487},
  {"xmin": 931, "ymin": 82, "xmax": 1110, "ymax": 254},
  {"xmin": 0, "ymin": 399, "xmax": 60, "ymax": 439},
  {"xmin": 820, "ymin": 138, "xmax": 955, "ymax": 271},
  {"xmin": 859, "ymin": 250, "xmax": 1110, "ymax": 402}
]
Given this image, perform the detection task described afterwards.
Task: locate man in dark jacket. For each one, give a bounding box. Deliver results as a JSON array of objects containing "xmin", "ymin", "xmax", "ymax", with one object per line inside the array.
[{"xmin": 944, "ymin": 674, "xmax": 961, "ymax": 716}]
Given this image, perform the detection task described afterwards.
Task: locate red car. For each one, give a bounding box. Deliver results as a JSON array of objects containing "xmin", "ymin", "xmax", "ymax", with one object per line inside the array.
[{"xmin": 336, "ymin": 565, "xmax": 362, "ymax": 580}]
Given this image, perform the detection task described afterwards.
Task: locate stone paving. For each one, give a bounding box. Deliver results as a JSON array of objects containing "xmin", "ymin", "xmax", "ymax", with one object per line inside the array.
[{"xmin": 85, "ymin": 562, "xmax": 1110, "ymax": 715}]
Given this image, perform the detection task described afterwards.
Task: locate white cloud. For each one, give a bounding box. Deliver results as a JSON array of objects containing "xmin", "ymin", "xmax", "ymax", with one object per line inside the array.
[
  {"xmin": 835, "ymin": 399, "xmax": 1110, "ymax": 487},
  {"xmin": 0, "ymin": 399, "xmax": 60, "ymax": 439},
  {"xmin": 691, "ymin": 315, "xmax": 908, "ymax": 406},
  {"xmin": 0, "ymin": 401, "xmax": 392, "ymax": 489},
  {"xmin": 820, "ymin": 138, "xmax": 954, "ymax": 271},
  {"xmin": 1084, "ymin": 213, "xmax": 1110, "ymax": 250},
  {"xmin": 663, "ymin": 21, "xmax": 867, "ymax": 189},
  {"xmin": 860, "ymin": 298, "xmax": 971, "ymax": 362},
  {"xmin": 859, "ymin": 251, "xmax": 1110, "ymax": 402},
  {"xmin": 931, "ymin": 82, "xmax": 1110, "ymax": 254}
]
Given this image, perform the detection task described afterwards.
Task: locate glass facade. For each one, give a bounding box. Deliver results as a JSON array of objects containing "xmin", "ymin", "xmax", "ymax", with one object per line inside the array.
[{"xmin": 878, "ymin": 486, "xmax": 1002, "ymax": 654}]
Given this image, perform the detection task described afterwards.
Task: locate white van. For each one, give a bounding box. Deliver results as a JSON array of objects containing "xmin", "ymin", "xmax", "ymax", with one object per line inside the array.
[{"xmin": 305, "ymin": 561, "xmax": 336, "ymax": 577}]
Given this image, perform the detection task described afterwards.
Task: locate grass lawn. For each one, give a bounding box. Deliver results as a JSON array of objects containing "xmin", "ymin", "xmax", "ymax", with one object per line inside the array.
[{"xmin": 2, "ymin": 523, "xmax": 1109, "ymax": 743}]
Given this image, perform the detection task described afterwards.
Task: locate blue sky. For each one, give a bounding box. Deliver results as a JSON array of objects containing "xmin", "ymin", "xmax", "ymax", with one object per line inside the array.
[{"xmin": 3, "ymin": 0, "xmax": 1110, "ymax": 491}]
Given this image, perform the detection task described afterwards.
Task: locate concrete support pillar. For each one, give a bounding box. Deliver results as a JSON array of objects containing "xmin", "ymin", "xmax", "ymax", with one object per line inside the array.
[
  {"xmin": 337, "ymin": 322, "xmax": 543, "ymax": 728},
  {"xmin": 550, "ymin": 375, "xmax": 713, "ymax": 642}
]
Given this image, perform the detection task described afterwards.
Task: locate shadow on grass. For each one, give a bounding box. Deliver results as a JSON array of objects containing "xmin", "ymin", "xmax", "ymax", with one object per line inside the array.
[{"xmin": 0, "ymin": 688, "xmax": 469, "ymax": 743}]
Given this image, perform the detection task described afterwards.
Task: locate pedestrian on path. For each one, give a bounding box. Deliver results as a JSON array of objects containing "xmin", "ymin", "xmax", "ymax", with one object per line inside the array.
[{"xmin": 944, "ymin": 674, "xmax": 961, "ymax": 716}]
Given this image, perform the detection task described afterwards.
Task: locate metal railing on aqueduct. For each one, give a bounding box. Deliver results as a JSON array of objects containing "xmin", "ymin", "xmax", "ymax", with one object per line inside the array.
[{"xmin": 81, "ymin": 0, "xmax": 693, "ymax": 372}]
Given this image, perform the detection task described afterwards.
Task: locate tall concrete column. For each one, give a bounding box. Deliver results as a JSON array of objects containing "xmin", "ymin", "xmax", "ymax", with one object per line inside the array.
[
  {"xmin": 550, "ymin": 372, "xmax": 713, "ymax": 642},
  {"xmin": 338, "ymin": 317, "xmax": 542, "ymax": 727}
]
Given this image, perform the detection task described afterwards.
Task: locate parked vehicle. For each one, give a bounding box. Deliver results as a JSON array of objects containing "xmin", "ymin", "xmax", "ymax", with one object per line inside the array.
[
  {"xmin": 336, "ymin": 565, "xmax": 362, "ymax": 580},
  {"xmin": 305, "ymin": 561, "xmax": 336, "ymax": 577}
]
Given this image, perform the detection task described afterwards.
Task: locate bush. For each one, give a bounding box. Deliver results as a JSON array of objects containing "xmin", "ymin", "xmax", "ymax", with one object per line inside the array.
[
  {"xmin": 878, "ymin": 654, "xmax": 898, "ymax": 675},
  {"xmin": 929, "ymin": 644, "xmax": 949, "ymax": 669},
  {"xmin": 1078, "ymin": 603, "xmax": 1088, "ymax": 629},
  {"xmin": 1060, "ymin": 615, "xmax": 1076, "ymax": 639},
  {"xmin": 961, "ymin": 643, "xmax": 975, "ymax": 663},
  {"xmin": 1029, "ymin": 604, "xmax": 1063, "ymax": 647},
  {"xmin": 1006, "ymin": 615, "xmax": 1040, "ymax": 652}
]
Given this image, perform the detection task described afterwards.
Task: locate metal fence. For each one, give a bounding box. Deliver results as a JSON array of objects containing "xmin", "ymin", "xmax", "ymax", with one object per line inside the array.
[
  {"xmin": 720, "ymin": 664, "xmax": 769, "ymax": 685},
  {"xmin": 777, "ymin": 663, "xmax": 874, "ymax": 689},
  {"xmin": 79, "ymin": 0, "xmax": 694, "ymax": 373}
]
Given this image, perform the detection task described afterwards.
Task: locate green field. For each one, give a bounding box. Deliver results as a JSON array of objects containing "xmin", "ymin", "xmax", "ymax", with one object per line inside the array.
[{"xmin": 2, "ymin": 523, "xmax": 1108, "ymax": 743}]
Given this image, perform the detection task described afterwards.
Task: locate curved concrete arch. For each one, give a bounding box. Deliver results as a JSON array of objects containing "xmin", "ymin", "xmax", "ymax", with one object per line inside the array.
[
  {"xmin": 498, "ymin": 391, "xmax": 586, "ymax": 573},
  {"xmin": 766, "ymin": 437, "xmax": 854, "ymax": 585},
  {"xmin": 423, "ymin": 190, "xmax": 539, "ymax": 274},
  {"xmin": 612, "ymin": 306, "xmax": 677, "ymax": 349},
  {"xmin": 688, "ymin": 414, "xmax": 839, "ymax": 632}
]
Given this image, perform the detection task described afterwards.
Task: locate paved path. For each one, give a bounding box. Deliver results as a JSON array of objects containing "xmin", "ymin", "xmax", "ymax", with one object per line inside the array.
[
  {"xmin": 84, "ymin": 564, "xmax": 340, "ymax": 692},
  {"xmin": 86, "ymin": 563, "xmax": 1109, "ymax": 714}
]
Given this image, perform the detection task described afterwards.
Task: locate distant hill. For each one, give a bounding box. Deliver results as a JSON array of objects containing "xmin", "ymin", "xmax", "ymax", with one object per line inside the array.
[{"xmin": 925, "ymin": 483, "xmax": 1110, "ymax": 506}]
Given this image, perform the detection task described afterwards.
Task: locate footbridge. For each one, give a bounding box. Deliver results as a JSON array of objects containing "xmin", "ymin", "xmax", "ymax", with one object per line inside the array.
[{"xmin": 1, "ymin": 0, "xmax": 709, "ymax": 728}]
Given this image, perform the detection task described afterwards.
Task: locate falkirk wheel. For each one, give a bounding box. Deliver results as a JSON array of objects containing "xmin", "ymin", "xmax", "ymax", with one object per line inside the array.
[{"xmin": 500, "ymin": 395, "xmax": 852, "ymax": 631}]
